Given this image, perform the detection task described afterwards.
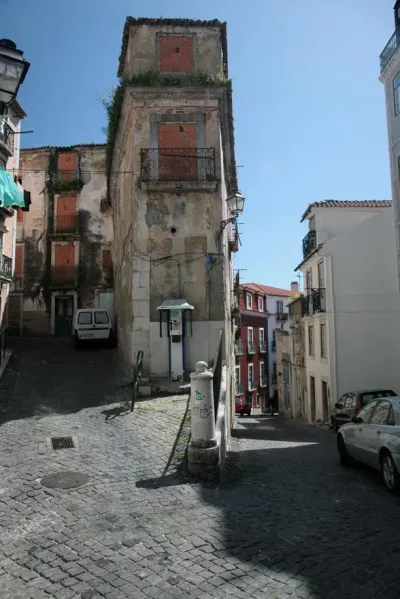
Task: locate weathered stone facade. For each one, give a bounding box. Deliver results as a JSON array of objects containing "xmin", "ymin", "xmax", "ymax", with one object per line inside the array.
[
  {"xmin": 111, "ymin": 18, "xmax": 238, "ymax": 406},
  {"xmin": 287, "ymin": 294, "xmax": 308, "ymax": 420},
  {"xmin": 10, "ymin": 145, "xmax": 113, "ymax": 337}
]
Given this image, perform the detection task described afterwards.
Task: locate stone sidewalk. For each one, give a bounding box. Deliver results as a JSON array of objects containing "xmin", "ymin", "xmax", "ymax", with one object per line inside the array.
[{"xmin": 2, "ymin": 340, "xmax": 400, "ymax": 598}]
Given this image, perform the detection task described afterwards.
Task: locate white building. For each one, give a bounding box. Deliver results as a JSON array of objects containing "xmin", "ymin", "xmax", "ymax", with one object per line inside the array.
[
  {"xmin": 296, "ymin": 199, "xmax": 400, "ymax": 423},
  {"xmin": 380, "ymin": 3, "xmax": 400, "ymax": 291}
]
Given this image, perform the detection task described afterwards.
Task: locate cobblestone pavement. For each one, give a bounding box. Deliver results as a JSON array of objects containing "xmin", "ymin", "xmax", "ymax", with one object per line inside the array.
[{"xmin": 1, "ymin": 340, "xmax": 400, "ymax": 599}]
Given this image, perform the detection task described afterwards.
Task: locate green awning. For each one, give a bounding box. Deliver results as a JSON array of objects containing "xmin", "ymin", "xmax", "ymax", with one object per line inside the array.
[{"xmin": 0, "ymin": 170, "xmax": 24, "ymax": 207}]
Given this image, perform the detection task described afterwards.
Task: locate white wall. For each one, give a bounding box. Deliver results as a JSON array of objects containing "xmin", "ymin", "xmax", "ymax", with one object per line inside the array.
[
  {"xmin": 325, "ymin": 208, "xmax": 400, "ymax": 397},
  {"xmin": 311, "ymin": 206, "xmax": 390, "ymax": 246},
  {"xmin": 266, "ymin": 294, "xmax": 290, "ymax": 398}
]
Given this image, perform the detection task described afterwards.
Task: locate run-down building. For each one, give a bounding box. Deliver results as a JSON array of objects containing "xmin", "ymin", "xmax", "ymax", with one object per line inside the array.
[
  {"xmin": 110, "ymin": 17, "xmax": 240, "ymax": 415},
  {"xmin": 9, "ymin": 145, "xmax": 113, "ymax": 336}
]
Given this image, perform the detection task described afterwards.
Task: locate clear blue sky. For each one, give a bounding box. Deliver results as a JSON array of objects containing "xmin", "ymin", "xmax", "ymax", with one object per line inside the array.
[{"xmin": 5, "ymin": 0, "xmax": 395, "ymax": 288}]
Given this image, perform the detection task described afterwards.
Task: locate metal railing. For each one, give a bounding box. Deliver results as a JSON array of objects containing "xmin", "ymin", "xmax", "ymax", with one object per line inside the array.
[
  {"xmin": 302, "ymin": 229, "xmax": 317, "ymax": 259},
  {"xmin": 0, "ymin": 122, "xmax": 13, "ymax": 153},
  {"xmin": 260, "ymin": 375, "xmax": 267, "ymax": 388},
  {"xmin": 380, "ymin": 30, "xmax": 400, "ymax": 73},
  {"xmin": 302, "ymin": 288, "xmax": 326, "ymax": 316},
  {"xmin": 140, "ymin": 148, "xmax": 216, "ymax": 182},
  {"xmin": 259, "ymin": 340, "xmax": 266, "ymax": 353},
  {"xmin": 247, "ymin": 341, "xmax": 256, "ymax": 354},
  {"xmin": 235, "ymin": 381, "xmax": 244, "ymax": 396},
  {"xmin": 276, "ymin": 312, "xmax": 288, "ymax": 322},
  {"xmin": 235, "ymin": 339, "xmax": 244, "ymax": 355},
  {"xmin": 51, "ymin": 266, "xmax": 77, "ymax": 286},
  {"xmin": 55, "ymin": 214, "xmax": 78, "ymax": 233},
  {"xmin": 0, "ymin": 255, "xmax": 12, "ymax": 280},
  {"xmin": 248, "ymin": 378, "xmax": 257, "ymax": 391}
]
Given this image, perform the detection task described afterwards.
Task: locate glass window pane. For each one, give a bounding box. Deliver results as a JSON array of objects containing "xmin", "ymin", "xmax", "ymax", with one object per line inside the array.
[
  {"xmin": 370, "ymin": 402, "xmax": 391, "ymax": 425},
  {"xmin": 94, "ymin": 311, "xmax": 109, "ymax": 324},
  {"xmin": 78, "ymin": 311, "xmax": 92, "ymax": 324}
]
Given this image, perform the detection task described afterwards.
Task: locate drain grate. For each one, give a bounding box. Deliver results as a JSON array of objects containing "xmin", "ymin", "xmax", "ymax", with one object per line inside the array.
[{"xmin": 51, "ymin": 436, "xmax": 75, "ymax": 450}]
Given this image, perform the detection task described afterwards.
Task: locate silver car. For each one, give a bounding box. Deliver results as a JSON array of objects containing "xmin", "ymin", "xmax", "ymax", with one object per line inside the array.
[{"xmin": 337, "ymin": 396, "xmax": 400, "ymax": 492}]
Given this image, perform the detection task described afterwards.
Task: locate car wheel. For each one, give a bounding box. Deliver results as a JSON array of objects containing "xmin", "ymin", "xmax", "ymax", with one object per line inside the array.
[
  {"xmin": 380, "ymin": 451, "xmax": 400, "ymax": 493},
  {"xmin": 337, "ymin": 435, "xmax": 351, "ymax": 466},
  {"xmin": 331, "ymin": 417, "xmax": 338, "ymax": 432}
]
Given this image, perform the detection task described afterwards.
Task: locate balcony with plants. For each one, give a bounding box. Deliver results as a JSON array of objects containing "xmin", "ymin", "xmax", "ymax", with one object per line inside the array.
[
  {"xmin": 0, "ymin": 255, "xmax": 12, "ymax": 280},
  {"xmin": 302, "ymin": 229, "xmax": 317, "ymax": 260}
]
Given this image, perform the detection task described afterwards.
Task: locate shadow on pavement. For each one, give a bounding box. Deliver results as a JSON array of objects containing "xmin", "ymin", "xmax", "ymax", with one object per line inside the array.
[
  {"xmin": 0, "ymin": 338, "xmax": 130, "ymax": 425},
  {"xmin": 198, "ymin": 417, "xmax": 400, "ymax": 598}
]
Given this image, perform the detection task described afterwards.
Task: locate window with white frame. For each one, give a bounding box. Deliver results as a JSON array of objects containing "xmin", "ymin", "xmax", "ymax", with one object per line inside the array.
[
  {"xmin": 320, "ymin": 323, "xmax": 327, "ymax": 358},
  {"xmin": 258, "ymin": 296, "xmax": 263, "ymax": 312},
  {"xmin": 259, "ymin": 328, "xmax": 265, "ymax": 343},
  {"xmin": 394, "ymin": 71, "xmax": 400, "ymax": 116},
  {"xmin": 246, "ymin": 292, "xmax": 252, "ymax": 309},
  {"xmin": 247, "ymin": 327, "xmax": 253, "ymax": 343},
  {"xmin": 248, "ymin": 363, "xmax": 254, "ymax": 390},
  {"xmin": 260, "ymin": 361, "xmax": 264, "ymax": 378}
]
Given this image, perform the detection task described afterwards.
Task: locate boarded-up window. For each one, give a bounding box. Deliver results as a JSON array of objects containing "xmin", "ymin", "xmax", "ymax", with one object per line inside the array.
[
  {"xmin": 56, "ymin": 196, "xmax": 77, "ymax": 232},
  {"xmin": 157, "ymin": 122, "xmax": 198, "ymax": 180},
  {"xmin": 15, "ymin": 245, "xmax": 23, "ymax": 276},
  {"xmin": 102, "ymin": 249, "xmax": 112, "ymax": 267},
  {"xmin": 160, "ymin": 35, "xmax": 194, "ymax": 73},
  {"xmin": 58, "ymin": 152, "xmax": 77, "ymax": 181},
  {"xmin": 55, "ymin": 244, "xmax": 74, "ymax": 266}
]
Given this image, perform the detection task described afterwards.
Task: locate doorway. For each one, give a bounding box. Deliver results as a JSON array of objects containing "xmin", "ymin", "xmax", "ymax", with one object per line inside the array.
[
  {"xmin": 54, "ymin": 296, "xmax": 73, "ymax": 337},
  {"xmin": 322, "ymin": 380, "xmax": 329, "ymax": 422},
  {"xmin": 310, "ymin": 375, "xmax": 316, "ymax": 421}
]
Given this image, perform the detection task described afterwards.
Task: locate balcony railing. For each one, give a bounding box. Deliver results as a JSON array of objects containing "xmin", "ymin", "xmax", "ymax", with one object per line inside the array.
[
  {"xmin": 302, "ymin": 229, "xmax": 317, "ymax": 259},
  {"xmin": 247, "ymin": 341, "xmax": 256, "ymax": 354},
  {"xmin": 260, "ymin": 375, "xmax": 267, "ymax": 388},
  {"xmin": 277, "ymin": 312, "xmax": 288, "ymax": 322},
  {"xmin": 235, "ymin": 340, "xmax": 244, "ymax": 356},
  {"xmin": 302, "ymin": 288, "xmax": 326, "ymax": 316},
  {"xmin": 140, "ymin": 148, "xmax": 216, "ymax": 184},
  {"xmin": 51, "ymin": 266, "xmax": 77, "ymax": 286},
  {"xmin": 55, "ymin": 214, "xmax": 78, "ymax": 233},
  {"xmin": 248, "ymin": 378, "xmax": 257, "ymax": 391},
  {"xmin": 0, "ymin": 122, "xmax": 13, "ymax": 154},
  {"xmin": 259, "ymin": 340, "xmax": 266, "ymax": 353},
  {"xmin": 0, "ymin": 255, "xmax": 12, "ymax": 280},
  {"xmin": 235, "ymin": 381, "xmax": 244, "ymax": 396},
  {"xmin": 380, "ymin": 30, "xmax": 400, "ymax": 74}
]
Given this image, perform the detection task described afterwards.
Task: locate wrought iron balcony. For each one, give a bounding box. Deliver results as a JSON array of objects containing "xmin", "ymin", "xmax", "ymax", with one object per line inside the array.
[
  {"xmin": 260, "ymin": 375, "xmax": 268, "ymax": 388},
  {"xmin": 235, "ymin": 340, "xmax": 244, "ymax": 356},
  {"xmin": 140, "ymin": 148, "xmax": 217, "ymax": 191},
  {"xmin": 247, "ymin": 341, "xmax": 256, "ymax": 354},
  {"xmin": 51, "ymin": 266, "xmax": 77, "ymax": 286},
  {"xmin": 259, "ymin": 340, "xmax": 266, "ymax": 353},
  {"xmin": 380, "ymin": 30, "xmax": 400, "ymax": 74},
  {"xmin": 55, "ymin": 214, "xmax": 78, "ymax": 234},
  {"xmin": 302, "ymin": 288, "xmax": 326, "ymax": 316},
  {"xmin": 0, "ymin": 255, "xmax": 12, "ymax": 280},
  {"xmin": 276, "ymin": 312, "xmax": 288, "ymax": 322},
  {"xmin": 235, "ymin": 381, "xmax": 244, "ymax": 396},
  {"xmin": 302, "ymin": 229, "xmax": 317, "ymax": 259},
  {"xmin": 248, "ymin": 378, "xmax": 257, "ymax": 391},
  {"xmin": 0, "ymin": 122, "xmax": 14, "ymax": 155}
]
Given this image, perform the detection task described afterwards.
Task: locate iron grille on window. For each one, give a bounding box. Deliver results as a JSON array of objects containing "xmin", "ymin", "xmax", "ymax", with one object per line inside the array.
[{"xmin": 140, "ymin": 148, "xmax": 216, "ymax": 182}]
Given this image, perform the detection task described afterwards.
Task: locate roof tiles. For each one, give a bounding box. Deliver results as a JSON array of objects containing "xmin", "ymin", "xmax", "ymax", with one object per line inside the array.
[{"xmin": 301, "ymin": 200, "xmax": 391, "ymax": 222}]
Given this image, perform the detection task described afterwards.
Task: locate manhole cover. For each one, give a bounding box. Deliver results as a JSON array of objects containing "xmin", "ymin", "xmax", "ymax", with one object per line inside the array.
[
  {"xmin": 51, "ymin": 436, "xmax": 75, "ymax": 450},
  {"xmin": 40, "ymin": 471, "xmax": 89, "ymax": 489}
]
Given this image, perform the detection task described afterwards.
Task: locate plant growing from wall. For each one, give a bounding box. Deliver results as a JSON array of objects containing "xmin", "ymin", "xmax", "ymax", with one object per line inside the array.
[{"xmin": 102, "ymin": 70, "xmax": 232, "ymax": 203}]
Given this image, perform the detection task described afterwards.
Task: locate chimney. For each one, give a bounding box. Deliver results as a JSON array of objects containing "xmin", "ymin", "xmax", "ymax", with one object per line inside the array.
[{"xmin": 290, "ymin": 281, "xmax": 298, "ymax": 294}]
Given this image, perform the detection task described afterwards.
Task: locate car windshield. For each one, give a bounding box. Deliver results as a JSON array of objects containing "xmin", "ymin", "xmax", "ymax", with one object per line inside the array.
[
  {"xmin": 77, "ymin": 312, "xmax": 92, "ymax": 325},
  {"xmin": 362, "ymin": 390, "xmax": 396, "ymax": 404},
  {"xmin": 94, "ymin": 311, "xmax": 109, "ymax": 324}
]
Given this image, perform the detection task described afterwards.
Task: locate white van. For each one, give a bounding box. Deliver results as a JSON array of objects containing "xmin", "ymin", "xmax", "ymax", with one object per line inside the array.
[{"xmin": 72, "ymin": 308, "xmax": 116, "ymax": 348}]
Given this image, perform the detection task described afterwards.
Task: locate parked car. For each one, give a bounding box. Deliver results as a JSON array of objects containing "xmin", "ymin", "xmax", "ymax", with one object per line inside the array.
[
  {"xmin": 72, "ymin": 308, "xmax": 116, "ymax": 348},
  {"xmin": 331, "ymin": 389, "xmax": 396, "ymax": 431},
  {"xmin": 337, "ymin": 396, "xmax": 400, "ymax": 492},
  {"xmin": 235, "ymin": 396, "xmax": 251, "ymax": 417}
]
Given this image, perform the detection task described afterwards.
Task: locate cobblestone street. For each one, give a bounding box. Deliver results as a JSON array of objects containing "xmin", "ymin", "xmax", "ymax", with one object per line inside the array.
[{"xmin": 1, "ymin": 340, "xmax": 400, "ymax": 599}]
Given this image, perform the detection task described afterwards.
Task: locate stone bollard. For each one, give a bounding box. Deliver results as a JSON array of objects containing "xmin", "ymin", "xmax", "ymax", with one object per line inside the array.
[
  {"xmin": 188, "ymin": 361, "xmax": 220, "ymax": 481},
  {"xmin": 190, "ymin": 361, "xmax": 216, "ymax": 447}
]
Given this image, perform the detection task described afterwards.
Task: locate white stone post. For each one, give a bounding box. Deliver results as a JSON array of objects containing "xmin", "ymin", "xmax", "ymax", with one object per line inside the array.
[{"xmin": 190, "ymin": 361, "xmax": 216, "ymax": 447}]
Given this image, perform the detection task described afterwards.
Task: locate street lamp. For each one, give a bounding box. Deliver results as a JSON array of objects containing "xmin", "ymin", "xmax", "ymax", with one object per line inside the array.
[
  {"xmin": 219, "ymin": 191, "xmax": 245, "ymax": 234},
  {"xmin": 0, "ymin": 39, "xmax": 30, "ymax": 112}
]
